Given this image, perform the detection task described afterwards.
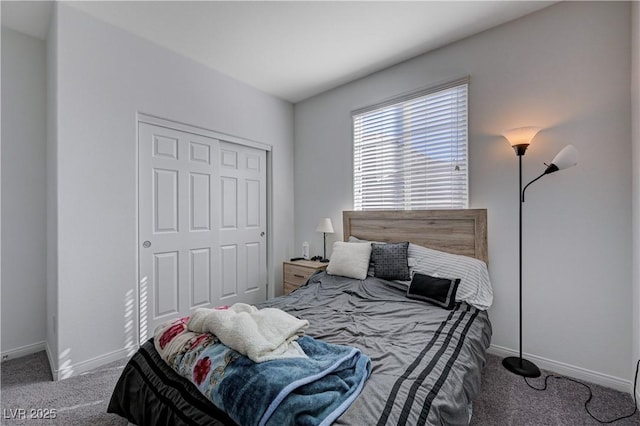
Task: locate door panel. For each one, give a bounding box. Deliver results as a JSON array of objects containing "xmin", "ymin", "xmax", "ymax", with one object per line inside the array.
[
  {"xmin": 153, "ymin": 169, "xmax": 178, "ymax": 233},
  {"xmin": 153, "ymin": 251, "xmax": 179, "ymax": 316},
  {"xmin": 190, "ymin": 141, "xmax": 211, "ymax": 164},
  {"xmin": 190, "ymin": 173, "xmax": 211, "ymax": 231},
  {"xmin": 190, "ymin": 248, "xmax": 211, "ymax": 308},
  {"xmin": 245, "ymin": 243, "xmax": 261, "ymax": 291},
  {"xmin": 220, "ymin": 244, "xmax": 238, "ymax": 299},
  {"xmin": 153, "ymin": 135, "xmax": 178, "ymax": 159},
  {"xmin": 246, "ymin": 180, "xmax": 260, "ymax": 227},
  {"xmin": 221, "ymin": 177, "xmax": 238, "ymax": 228}
]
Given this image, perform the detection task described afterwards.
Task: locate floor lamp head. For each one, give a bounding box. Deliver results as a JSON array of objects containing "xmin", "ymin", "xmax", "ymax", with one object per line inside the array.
[
  {"xmin": 502, "ymin": 127, "xmax": 541, "ymax": 156},
  {"xmin": 543, "ymin": 144, "xmax": 578, "ymax": 175}
]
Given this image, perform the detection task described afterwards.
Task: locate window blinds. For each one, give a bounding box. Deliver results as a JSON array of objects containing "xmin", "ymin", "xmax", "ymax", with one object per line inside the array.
[{"xmin": 353, "ymin": 79, "xmax": 468, "ymax": 211}]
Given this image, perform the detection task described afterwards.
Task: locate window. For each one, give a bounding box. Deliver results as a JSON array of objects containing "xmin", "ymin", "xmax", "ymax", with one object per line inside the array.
[{"xmin": 353, "ymin": 78, "xmax": 468, "ymax": 211}]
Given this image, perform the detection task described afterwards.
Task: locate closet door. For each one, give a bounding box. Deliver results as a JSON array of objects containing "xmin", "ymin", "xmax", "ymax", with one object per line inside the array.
[
  {"xmin": 138, "ymin": 123, "xmax": 267, "ymax": 342},
  {"xmin": 217, "ymin": 141, "xmax": 267, "ymax": 307}
]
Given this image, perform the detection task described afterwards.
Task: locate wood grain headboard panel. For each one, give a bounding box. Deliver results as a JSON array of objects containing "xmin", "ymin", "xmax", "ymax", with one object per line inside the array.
[{"xmin": 343, "ymin": 209, "xmax": 488, "ymax": 264}]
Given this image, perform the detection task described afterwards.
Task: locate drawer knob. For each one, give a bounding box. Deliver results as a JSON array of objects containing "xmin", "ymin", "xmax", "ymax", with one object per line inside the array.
[{"xmin": 294, "ymin": 274, "xmax": 305, "ymax": 278}]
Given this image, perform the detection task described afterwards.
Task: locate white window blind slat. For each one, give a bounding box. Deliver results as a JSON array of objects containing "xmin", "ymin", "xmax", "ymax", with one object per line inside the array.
[{"xmin": 353, "ymin": 81, "xmax": 468, "ymax": 211}]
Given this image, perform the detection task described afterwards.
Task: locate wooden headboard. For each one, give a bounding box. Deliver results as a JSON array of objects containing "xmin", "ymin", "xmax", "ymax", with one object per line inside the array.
[{"xmin": 343, "ymin": 209, "xmax": 488, "ymax": 264}]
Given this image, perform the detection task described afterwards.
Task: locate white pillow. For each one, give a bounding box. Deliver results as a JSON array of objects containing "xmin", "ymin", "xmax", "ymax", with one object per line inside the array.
[{"xmin": 326, "ymin": 242, "xmax": 372, "ymax": 280}]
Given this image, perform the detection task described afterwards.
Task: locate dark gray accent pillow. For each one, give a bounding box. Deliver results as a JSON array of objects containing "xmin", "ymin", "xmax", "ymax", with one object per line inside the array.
[
  {"xmin": 371, "ymin": 242, "xmax": 410, "ymax": 281},
  {"xmin": 407, "ymin": 273, "xmax": 460, "ymax": 310}
]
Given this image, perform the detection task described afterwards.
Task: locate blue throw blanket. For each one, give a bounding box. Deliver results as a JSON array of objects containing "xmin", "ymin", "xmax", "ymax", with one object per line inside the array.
[
  {"xmin": 208, "ymin": 336, "xmax": 371, "ymax": 426},
  {"xmin": 156, "ymin": 315, "xmax": 371, "ymax": 426}
]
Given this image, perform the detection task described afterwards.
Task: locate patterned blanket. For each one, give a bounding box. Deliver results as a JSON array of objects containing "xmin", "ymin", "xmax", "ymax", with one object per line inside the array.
[{"xmin": 154, "ymin": 314, "xmax": 371, "ymax": 426}]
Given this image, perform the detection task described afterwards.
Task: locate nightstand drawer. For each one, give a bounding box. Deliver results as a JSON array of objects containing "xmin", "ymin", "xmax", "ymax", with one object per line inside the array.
[
  {"xmin": 284, "ymin": 264, "xmax": 316, "ymax": 286},
  {"xmin": 282, "ymin": 260, "xmax": 328, "ymax": 295}
]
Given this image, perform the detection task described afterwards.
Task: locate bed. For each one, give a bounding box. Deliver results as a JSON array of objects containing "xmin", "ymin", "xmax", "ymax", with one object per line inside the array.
[{"xmin": 108, "ymin": 209, "xmax": 492, "ymax": 425}]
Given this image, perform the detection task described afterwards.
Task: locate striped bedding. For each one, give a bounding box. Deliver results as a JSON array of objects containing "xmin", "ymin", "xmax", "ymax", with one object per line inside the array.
[{"xmin": 109, "ymin": 271, "xmax": 491, "ymax": 425}]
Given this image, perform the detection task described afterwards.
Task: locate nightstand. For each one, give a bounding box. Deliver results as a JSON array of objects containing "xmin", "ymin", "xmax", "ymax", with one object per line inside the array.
[{"xmin": 283, "ymin": 260, "xmax": 328, "ymax": 295}]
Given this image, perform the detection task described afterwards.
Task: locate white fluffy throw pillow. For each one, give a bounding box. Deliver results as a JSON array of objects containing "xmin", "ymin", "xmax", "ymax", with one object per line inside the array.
[{"xmin": 326, "ymin": 242, "xmax": 372, "ymax": 280}]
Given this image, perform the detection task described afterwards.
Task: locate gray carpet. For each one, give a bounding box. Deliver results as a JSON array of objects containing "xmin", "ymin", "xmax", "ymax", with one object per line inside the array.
[
  {"xmin": 1, "ymin": 350, "xmax": 638, "ymax": 425},
  {"xmin": 0, "ymin": 352, "xmax": 127, "ymax": 425},
  {"xmin": 471, "ymin": 354, "xmax": 639, "ymax": 426}
]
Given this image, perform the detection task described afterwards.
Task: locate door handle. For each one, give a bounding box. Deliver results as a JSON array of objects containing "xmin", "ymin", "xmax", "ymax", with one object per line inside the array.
[
  {"xmin": 143, "ymin": 241, "xmax": 151, "ymax": 248},
  {"xmin": 260, "ymin": 231, "xmax": 265, "ymax": 237}
]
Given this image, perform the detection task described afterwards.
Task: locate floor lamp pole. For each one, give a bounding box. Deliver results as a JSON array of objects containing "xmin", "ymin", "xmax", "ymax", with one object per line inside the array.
[
  {"xmin": 502, "ymin": 150, "xmax": 542, "ymax": 378},
  {"xmin": 519, "ymin": 154, "xmax": 524, "ymax": 361}
]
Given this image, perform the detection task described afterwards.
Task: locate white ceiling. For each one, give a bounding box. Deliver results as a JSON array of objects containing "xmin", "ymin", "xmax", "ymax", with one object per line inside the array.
[{"xmin": 2, "ymin": 1, "xmax": 555, "ymax": 103}]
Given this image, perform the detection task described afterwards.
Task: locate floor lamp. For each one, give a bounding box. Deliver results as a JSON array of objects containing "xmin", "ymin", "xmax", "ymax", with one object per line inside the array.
[{"xmin": 502, "ymin": 127, "xmax": 578, "ymax": 378}]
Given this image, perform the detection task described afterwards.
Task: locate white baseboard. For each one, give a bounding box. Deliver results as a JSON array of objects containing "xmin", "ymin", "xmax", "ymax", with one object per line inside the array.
[
  {"xmin": 48, "ymin": 346, "xmax": 131, "ymax": 381},
  {"xmin": 489, "ymin": 344, "xmax": 633, "ymax": 395},
  {"xmin": 1, "ymin": 341, "xmax": 46, "ymax": 361}
]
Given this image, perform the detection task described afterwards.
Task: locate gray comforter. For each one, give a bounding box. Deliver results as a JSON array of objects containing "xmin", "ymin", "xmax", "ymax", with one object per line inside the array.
[
  {"xmin": 261, "ymin": 272, "xmax": 492, "ymax": 426},
  {"xmin": 108, "ymin": 271, "xmax": 491, "ymax": 425}
]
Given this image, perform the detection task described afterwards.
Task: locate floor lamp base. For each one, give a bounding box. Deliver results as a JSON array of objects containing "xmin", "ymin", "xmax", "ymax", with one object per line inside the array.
[{"xmin": 502, "ymin": 356, "xmax": 541, "ymax": 378}]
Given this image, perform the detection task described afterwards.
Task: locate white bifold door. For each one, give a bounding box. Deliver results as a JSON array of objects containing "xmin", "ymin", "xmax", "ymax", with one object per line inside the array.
[{"xmin": 138, "ymin": 122, "xmax": 267, "ymax": 341}]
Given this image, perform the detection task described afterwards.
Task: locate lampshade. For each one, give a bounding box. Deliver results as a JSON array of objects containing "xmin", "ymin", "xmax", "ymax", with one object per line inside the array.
[
  {"xmin": 502, "ymin": 127, "xmax": 542, "ymax": 147},
  {"xmin": 502, "ymin": 127, "xmax": 541, "ymax": 157},
  {"xmin": 550, "ymin": 144, "xmax": 578, "ymax": 171},
  {"xmin": 316, "ymin": 218, "xmax": 334, "ymax": 234}
]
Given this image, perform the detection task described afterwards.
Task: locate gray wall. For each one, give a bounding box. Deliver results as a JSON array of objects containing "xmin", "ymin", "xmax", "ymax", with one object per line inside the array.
[
  {"xmin": 45, "ymin": 3, "xmax": 294, "ymax": 377},
  {"xmin": 294, "ymin": 1, "xmax": 633, "ymax": 390},
  {"xmin": 1, "ymin": 28, "xmax": 47, "ymax": 358}
]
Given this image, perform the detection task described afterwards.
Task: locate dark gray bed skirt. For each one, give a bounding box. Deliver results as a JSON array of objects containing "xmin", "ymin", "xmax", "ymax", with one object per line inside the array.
[{"xmin": 108, "ymin": 339, "xmax": 236, "ymax": 426}]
